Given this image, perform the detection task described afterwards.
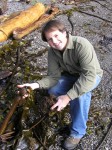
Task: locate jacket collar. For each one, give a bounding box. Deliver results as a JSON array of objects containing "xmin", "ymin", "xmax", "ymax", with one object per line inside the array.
[{"xmin": 65, "ymin": 34, "xmax": 74, "ymax": 50}]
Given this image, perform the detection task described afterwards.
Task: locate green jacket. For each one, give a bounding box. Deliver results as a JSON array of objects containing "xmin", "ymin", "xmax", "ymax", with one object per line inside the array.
[{"xmin": 38, "ymin": 34, "xmax": 103, "ymax": 100}]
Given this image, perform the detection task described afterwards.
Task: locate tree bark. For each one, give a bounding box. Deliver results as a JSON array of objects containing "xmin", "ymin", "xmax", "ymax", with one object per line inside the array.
[
  {"xmin": 13, "ymin": 7, "xmax": 60, "ymax": 40},
  {"xmin": 0, "ymin": 3, "xmax": 45, "ymax": 42}
]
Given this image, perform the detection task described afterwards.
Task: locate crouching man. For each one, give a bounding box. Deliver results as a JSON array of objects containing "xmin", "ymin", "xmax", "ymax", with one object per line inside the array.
[{"xmin": 18, "ymin": 20, "xmax": 103, "ymax": 150}]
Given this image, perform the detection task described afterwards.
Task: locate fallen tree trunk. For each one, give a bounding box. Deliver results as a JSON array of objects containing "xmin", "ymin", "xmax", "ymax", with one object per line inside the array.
[
  {"xmin": 13, "ymin": 7, "xmax": 60, "ymax": 39},
  {"xmin": 0, "ymin": 11, "xmax": 21, "ymax": 24},
  {"xmin": 0, "ymin": 3, "xmax": 45, "ymax": 42}
]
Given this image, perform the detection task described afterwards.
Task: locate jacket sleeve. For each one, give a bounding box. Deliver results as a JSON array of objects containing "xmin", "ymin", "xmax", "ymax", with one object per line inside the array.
[
  {"xmin": 37, "ymin": 48, "xmax": 61, "ymax": 88},
  {"xmin": 67, "ymin": 39, "xmax": 98, "ymax": 100}
]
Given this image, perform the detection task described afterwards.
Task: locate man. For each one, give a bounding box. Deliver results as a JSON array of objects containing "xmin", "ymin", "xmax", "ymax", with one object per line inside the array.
[{"xmin": 18, "ymin": 20, "xmax": 103, "ymax": 150}]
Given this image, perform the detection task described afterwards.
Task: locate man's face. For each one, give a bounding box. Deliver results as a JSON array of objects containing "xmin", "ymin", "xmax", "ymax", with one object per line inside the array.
[{"xmin": 45, "ymin": 30, "xmax": 68, "ymax": 51}]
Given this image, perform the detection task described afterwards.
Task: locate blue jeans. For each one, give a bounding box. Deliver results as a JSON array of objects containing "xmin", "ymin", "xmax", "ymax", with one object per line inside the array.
[{"xmin": 48, "ymin": 75, "xmax": 101, "ymax": 138}]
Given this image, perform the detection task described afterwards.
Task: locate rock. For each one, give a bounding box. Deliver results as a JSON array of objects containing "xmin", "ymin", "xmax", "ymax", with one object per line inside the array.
[
  {"xmin": 0, "ymin": 0, "xmax": 7, "ymax": 15},
  {"xmin": 0, "ymin": 70, "xmax": 12, "ymax": 80}
]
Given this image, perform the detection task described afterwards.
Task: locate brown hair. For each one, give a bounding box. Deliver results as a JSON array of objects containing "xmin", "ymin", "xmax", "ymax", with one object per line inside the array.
[{"xmin": 41, "ymin": 20, "xmax": 68, "ymax": 42}]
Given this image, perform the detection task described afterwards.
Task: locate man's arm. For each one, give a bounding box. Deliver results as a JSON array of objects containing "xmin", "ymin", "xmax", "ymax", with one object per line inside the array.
[
  {"xmin": 37, "ymin": 48, "xmax": 61, "ymax": 88},
  {"xmin": 67, "ymin": 38, "xmax": 99, "ymax": 100}
]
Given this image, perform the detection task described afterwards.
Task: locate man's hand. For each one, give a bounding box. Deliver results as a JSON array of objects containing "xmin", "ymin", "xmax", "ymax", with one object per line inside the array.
[
  {"xmin": 17, "ymin": 83, "xmax": 39, "ymax": 90},
  {"xmin": 51, "ymin": 95, "xmax": 71, "ymax": 111},
  {"xmin": 17, "ymin": 83, "xmax": 39, "ymax": 98}
]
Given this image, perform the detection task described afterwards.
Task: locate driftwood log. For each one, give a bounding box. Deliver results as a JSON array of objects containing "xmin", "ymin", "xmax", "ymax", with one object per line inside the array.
[
  {"xmin": 0, "ymin": 3, "xmax": 46, "ymax": 42},
  {"xmin": 0, "ymin": 11, "xmax": 21, "ymax": 24},
  {"xmin": 13, "ymin": 7, "xmax": 60, "ymax": 39}
]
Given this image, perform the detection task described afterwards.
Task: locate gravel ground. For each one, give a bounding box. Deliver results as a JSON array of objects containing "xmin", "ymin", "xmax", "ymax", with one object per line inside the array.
[{"xmin": 0, "ymin": 0, "xmax": 112, "ymax": 149}]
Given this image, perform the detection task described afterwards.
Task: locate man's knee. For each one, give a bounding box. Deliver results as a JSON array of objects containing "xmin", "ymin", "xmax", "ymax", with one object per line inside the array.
[{"xmin": 48, "ymin": 87, "xmax": 58, "ymax": 96}]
